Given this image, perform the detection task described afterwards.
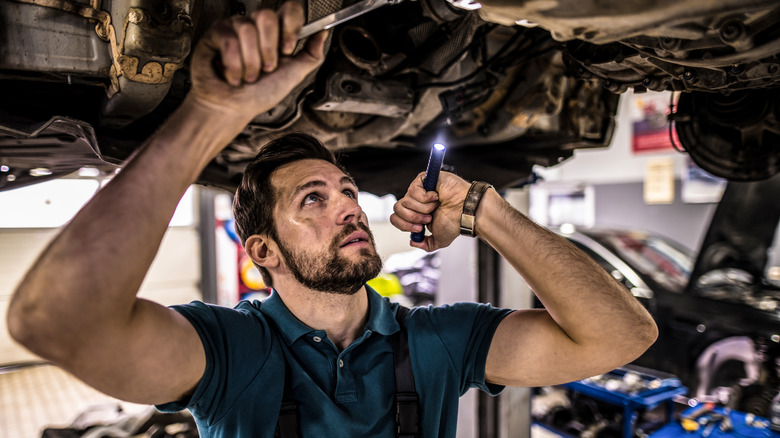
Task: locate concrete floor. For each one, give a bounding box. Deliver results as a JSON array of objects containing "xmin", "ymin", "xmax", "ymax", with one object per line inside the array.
[{"xmin": 0, "ymin": 363, "xmax": 149, "ymax": 438}]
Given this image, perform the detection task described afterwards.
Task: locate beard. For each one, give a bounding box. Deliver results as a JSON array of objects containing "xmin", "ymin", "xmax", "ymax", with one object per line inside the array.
[{"xmin": 276, "ymin": 222, "xmax": 383, "ymax": 295}]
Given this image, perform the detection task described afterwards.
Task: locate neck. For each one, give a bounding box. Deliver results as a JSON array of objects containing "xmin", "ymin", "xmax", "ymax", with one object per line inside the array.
[{"xmin": 274, "ymin": 282, "xmax": 370, "ymax": 351}]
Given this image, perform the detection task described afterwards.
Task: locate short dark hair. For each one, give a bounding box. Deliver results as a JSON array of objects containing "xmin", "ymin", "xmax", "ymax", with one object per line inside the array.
[{"xmin": 233, "ymin": 133, "xmax": 341, "ymax": 288}]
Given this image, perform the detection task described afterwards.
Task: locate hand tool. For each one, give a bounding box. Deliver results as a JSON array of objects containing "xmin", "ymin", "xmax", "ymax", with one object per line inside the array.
[
  {"xmin": 702, "ymin": 420, "xmax": 718, "ymax": 438},
  {"xmin": 411, "ymin": 143, "xmax": 446, "ymax": 242},
  {"xmin": 214, "ymin": 0, "xmax": 405, "ymax": 80},
  {"xmin": 719, "ymin": 408, "xmax": 732, "ymax": 432},
  {"xmin": 298, "ymin": 0, "xmax": 405, "ymax": 40},
  {"xmin": 679, "ymin": 402, "xmax": 714, "ymax": 432}
]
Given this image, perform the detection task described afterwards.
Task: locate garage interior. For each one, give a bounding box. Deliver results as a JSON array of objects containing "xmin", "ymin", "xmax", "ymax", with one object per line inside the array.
[
  {"xmin": 2, "ymin": 88, "xmax": 778, "ymax": 437},
  {"xmin": 2, "ymin": 0, "xmax": 780, "ymax": 436}
]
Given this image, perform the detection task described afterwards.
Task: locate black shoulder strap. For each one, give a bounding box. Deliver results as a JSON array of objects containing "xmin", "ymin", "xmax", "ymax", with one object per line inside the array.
[
  {"xmin": 275, "ymin": 360, "xmax": 300, "ymax": 438},
  {"xmin": 393, "ymin": 305, "xmax": 420, "ymax": 438}
]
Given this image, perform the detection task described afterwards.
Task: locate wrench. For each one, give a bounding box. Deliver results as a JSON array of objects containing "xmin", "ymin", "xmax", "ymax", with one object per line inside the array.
[
  {"xmin": 212, "ymin": 0, "xmax": 405, "ymax": 81},
  {"xmin": 298, "ymin": 0, "xmax": 406, "ymax": 40}
]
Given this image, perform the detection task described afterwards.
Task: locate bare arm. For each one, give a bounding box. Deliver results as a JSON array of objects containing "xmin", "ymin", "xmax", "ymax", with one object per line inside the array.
[
  {"xmin": 6, "ymin": 3, "xmax": 327, "ymax": 405},
  {"xmin": 390, "ymin": 172, "xmax": 658, "ymax": 388}
]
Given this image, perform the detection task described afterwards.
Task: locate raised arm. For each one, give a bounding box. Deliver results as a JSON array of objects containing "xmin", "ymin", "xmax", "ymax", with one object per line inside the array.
[
  {"xmin": 390, "ymin": 172, "xmax": 658, "ymax": 388},
  {"xmin": 6, "ymin": 3, "xmax": 327, "ymax": 405}
]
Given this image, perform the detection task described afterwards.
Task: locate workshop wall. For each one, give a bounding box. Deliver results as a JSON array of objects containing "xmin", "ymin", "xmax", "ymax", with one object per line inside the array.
[
  {"xmin": 591, "ymin": 181, "xmax": 716, "ymax": 251},
  {"xmin": 533, "ymin": 90, "xmax": 719, "ymax": 251},
  {"xmin": 0, "ymin": 191, "xmax": 203, "ymax": 366}
]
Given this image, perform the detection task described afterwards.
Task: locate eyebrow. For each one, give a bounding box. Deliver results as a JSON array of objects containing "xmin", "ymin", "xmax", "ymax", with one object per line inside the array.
[{"xmin": 291, "ymin": 176, "xmax": 358, "ymax": 200}]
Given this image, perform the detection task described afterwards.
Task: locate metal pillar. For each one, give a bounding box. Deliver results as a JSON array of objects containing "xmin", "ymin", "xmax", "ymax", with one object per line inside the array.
[{"xmin": 198, "ymin": 187, "xmax": 218, "ymax": 304}]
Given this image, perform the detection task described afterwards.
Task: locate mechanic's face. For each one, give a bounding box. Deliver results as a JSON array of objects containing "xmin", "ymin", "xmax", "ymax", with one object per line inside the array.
[{"xmin": 270, "ymin": 159, "xmax": 382, "ymax": 294}]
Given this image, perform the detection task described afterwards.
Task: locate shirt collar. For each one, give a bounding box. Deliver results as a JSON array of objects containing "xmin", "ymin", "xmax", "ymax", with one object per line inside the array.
[
  {"xmin": 259, "ymin": 285, "xmax": 400, "ymax": 346},
  {"xmin": 365, "ymin": 284, "xmax": 401, "ymax": 337}
]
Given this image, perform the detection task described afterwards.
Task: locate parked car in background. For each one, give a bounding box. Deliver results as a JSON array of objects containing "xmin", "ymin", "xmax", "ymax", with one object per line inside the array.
[{"xmin": 555, "ymin": 174, "xmax": 780, "ymax": 417}]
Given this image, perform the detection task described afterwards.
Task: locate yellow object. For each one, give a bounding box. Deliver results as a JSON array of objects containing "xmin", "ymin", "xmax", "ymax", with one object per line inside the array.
[
  {"xmin": 681, "ymin": 419, "xmax": 700, "ymax": 432},
  {"xmin": 240, "ymin": 256, "xmax": 266, "ymax": 290},
  {"xmin": 367, "ymin": 273, "xmax": 404, "ymax": 297}
]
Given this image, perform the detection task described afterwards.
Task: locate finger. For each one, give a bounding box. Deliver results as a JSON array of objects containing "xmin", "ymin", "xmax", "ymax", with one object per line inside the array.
[
  {"xmin": 264, "ymin": 28, "xmax": 327, "ymax": 92},
  {"xmin": 231, "ymin": 16, "xmax": 261, "ymax": 83},
  {"xmin": 392, "ymin": 199, "xmax": 433, "ymax": 227},
  {"xmin": 399, "ymin": 195, "xmax": 438, "ymax": 216},
  {"xmin": 409, "ymin": 172, "xmax": 440, "ymax": 200},
  {"xmin": 278, "ymin": 0, "xmax": 305, "ymax": 55},
  {"xmin": 389, "ymin": 213, "xmax": 425, "ymax": 234},
  {"xmin": 412, "ymin": 187, "xmax": 440, "ymax": 204},
  {"xmin": 219, "ymin": 35, "xmax": 243, "ymax": 87},
  {"xmin": 200, "ymin": 19, "xmax": 242, "ymax": 87},
  {"xmin": 252, "ymin": 9, "xmax": 280, "ymax": 72}
]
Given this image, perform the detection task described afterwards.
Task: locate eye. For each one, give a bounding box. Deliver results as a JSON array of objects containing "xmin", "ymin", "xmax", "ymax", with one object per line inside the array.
[
  {"xmin": 343, "ymin": 189, "xmax": 357, "ymax": 199},
  {"xmin": 303, "ymin": 193, "xmax": 320, "ymax": 205}
]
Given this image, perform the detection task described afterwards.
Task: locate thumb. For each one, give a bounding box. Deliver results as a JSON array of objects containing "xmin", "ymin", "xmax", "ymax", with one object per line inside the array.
[
  {"xmin": 298, "ymin": 30, "xmax": 329, "ymax": 68},
  {"xmin": 410, "ymin": 235, "xmax": 437, "ymax": 253},
  {"xmin": 303, "ymin": 30, "xmax": 330, "ymax": 62},
  {"xmin": 267, "ymin": 30, "xmax": 328, "ymax": 88}
]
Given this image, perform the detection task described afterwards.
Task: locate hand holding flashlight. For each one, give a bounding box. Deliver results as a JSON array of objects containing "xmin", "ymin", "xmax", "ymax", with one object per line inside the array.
[{"xmin": 411, "ymin": 143, "xmax": 446, "ymax": 242}]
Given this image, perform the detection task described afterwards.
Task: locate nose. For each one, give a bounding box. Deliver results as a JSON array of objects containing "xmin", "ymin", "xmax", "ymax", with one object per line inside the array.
[{"xmin": 336, "ymin": 193, "xmax": 363, "ymax": 225}]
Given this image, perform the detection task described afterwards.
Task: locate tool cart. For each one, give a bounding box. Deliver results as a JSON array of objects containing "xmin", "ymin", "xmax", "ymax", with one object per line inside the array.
[{"xmin": 533, "ymin": 367, "xmax": 687, "ymax": 438}]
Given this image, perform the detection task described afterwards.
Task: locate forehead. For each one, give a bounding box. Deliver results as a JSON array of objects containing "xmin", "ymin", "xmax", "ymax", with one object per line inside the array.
[{"xmin": 270, "ymin": 159, "xmax": 353, "ymax": 199}]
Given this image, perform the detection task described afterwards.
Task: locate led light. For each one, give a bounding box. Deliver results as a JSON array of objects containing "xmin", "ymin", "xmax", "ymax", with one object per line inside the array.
[
  {"xmin": 446, "ymin": 0, "xmax": 482, "ymax": 10},
  {"xmin": 30, "ymin": 168, "xmax": 53, "ymax": 177},
  {"xmin": 515, "ymin": 19, "xmax": 539, "ymax": 28},
  {"xmin": 559, "ymin": 223, "xmax": 576, "ymax": 234},
  {"xmin": 434, "ymin": 143, "xmax": 445, "ymax": 151},
  {"xmin": 78, "ymin": 167, "xmax": 101, "ymax": 177},
  {"xmin": 0, "ymin": 165, "xmax": 9, "ymax": 172}
]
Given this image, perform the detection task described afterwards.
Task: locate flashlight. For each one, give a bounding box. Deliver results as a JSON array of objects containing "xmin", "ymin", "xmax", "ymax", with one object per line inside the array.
[{"xmin": 411, "ymin": 143, "xmax": 446, "ymax": 242}]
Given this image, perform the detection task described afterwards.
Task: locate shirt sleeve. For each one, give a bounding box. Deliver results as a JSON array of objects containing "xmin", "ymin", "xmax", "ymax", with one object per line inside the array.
[
  {"xmin": 155, "ymin": 301, "xmax": 275, "ymax": 424},
  {"xmin": 412, "ymin": 303, "xmax": 513, "ymax": 396}
]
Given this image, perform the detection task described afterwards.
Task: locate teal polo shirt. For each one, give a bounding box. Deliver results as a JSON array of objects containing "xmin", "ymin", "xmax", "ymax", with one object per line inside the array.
[{"xmin": 157, "ymin": 286, "xmax": 512, "ymax": 437}]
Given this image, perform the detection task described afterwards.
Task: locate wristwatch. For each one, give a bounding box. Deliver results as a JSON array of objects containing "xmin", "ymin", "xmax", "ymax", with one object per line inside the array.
[{"xmin": 459, "ymin": 181, "xmax": 493, "ymax": 237}]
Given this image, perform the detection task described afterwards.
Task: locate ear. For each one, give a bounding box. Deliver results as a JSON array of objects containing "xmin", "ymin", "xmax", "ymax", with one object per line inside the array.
[{"xmin": 245, "ymin": 234, "xmax": 280, "ymax": 269}]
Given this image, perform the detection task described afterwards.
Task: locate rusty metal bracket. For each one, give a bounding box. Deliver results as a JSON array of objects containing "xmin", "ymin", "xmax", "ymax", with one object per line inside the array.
[{"xmin": 9, "ymin": 0, "xmax": 186, "ymax": 95}]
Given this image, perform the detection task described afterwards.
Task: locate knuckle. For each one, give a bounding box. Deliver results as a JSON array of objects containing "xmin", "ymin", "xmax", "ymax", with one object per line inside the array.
[
  {"xmin": 280, "ymin": 0, "xmax": 303, "ymax": 14},
  {"xmin": 252, "ymin": 8, "xmax": 277, "ymax": 25},
  {"xmin": 262, "ymin": 42, "xmax": 277, "ymax": 56},
  {"xmin": 211, "ymin": 18, "xmax": 231, "ymax": 34},
  {"xmin": 234, "ymin": 20, "xmax": 256, "ymax": 38},
  {"xmin": 211, "ymin": 21, "xmax": 238, "ymax": 43}
]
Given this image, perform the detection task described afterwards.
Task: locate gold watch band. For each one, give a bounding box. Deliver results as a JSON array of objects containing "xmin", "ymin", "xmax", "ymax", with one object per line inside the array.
[{"xmin": 459, "ymin": 181, "xmax": 493, "ymax": 237}]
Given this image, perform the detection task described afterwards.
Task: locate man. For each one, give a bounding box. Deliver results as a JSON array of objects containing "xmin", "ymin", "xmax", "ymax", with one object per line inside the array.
[{"xmin": 6, "ymin": 2, "xmax": 657, "ymax": 437}]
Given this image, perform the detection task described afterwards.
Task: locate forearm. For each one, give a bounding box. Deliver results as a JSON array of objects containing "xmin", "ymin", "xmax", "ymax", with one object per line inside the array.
[
  {"xmin": 392, "ymin": 172, "xmax": 657, "ymax": 385},
  {"xmin": 7, "ymin": 98, "xmax": 248, "ymax": 356},
  {"xmin": 476, "ymin": 188, "xmax": 657, "ymax": 348}
]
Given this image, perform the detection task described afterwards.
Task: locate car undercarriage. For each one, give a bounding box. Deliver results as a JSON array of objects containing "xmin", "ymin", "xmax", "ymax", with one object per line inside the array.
[{"xmin": 0, "ymin": 0, "xmax": 779, "ymax": 197}]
